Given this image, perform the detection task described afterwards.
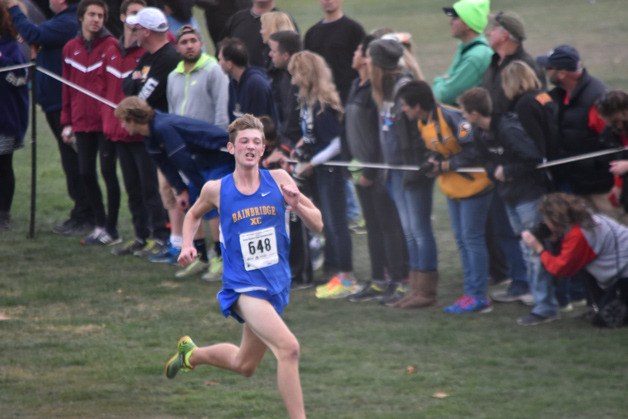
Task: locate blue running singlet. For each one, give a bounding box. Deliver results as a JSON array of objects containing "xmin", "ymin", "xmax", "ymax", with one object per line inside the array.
[{"xmin": 218, "ymin": 170, "xmax": 291, "ymax": 303}]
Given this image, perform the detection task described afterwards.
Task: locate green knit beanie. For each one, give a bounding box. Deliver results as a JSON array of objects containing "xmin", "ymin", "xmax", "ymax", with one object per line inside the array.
[{"xmin": 453, "ymin": 0, "xmax": 491, "ymax": 33}]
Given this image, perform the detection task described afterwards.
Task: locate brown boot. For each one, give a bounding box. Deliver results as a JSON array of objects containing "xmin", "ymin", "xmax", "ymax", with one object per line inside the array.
[
  {"xmin": 392, "ymin": 271, "xmax": 419, "ymax": 308},
  {"xmin": 396, "ymin": 271, "xmax": 438, "ymax": 309}
]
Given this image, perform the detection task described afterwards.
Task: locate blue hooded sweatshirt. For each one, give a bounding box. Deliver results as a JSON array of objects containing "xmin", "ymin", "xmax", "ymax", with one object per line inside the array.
[{"xmin": 9, "ymin": 3, "xmax": 79, "ymax": 113}]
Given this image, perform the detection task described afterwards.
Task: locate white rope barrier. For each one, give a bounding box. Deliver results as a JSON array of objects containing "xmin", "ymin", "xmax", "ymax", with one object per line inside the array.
[
  {"xmin": 35, "ymin": 66, "xmax": 118, "ymax": 109},
  {"xmin": 0, "ymin": 62, "xmax": 34, "ymax": 73},
  {"xmin": 2, "ymin": 62, "xmax": 624, "ymax": 175}
]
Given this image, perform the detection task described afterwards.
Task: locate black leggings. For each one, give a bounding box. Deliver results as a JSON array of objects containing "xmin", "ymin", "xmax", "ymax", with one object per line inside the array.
[
  {"xmin": 0, "ymin": 152, "xmax": 14, "ymax": 213},
  {"xmin": 75, "ymin": 132, "xmax": 120, "ymax": 232}
]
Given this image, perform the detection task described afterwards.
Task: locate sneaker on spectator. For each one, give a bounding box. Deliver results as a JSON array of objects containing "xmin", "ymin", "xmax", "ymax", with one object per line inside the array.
[
  {"xmin": 133, "ymin": 239, "xmax": 166, "ymax": 257},
  {"xmin": 175, "ymin": 258, "xmax": 209, "ymax": 279},
  {"xmin": 148, "ymin": 243, "xmax": 181, "ymax": 265},
  {"xmin": 80, "ymin": 228, "xmax": 120, "ymax": 246},
  {"xmin": 489, "ymin": 277, "xmax": 512, "ymax": 287},
  {"xmin": 572, "ymin": 298, "xmax": 587, "ymax": 307},
  {"xmin": 519, "ymin": 293, "xmax": 535, "ymax": 306},
  {"xmin": 379, "ymin": 282, "xmax": 408, "ymax": 306},
  {"xmin": 315, "ymin": 275, "xmax": 341, "ymax": 294},
  {"xmin": 443, "ymin": 295, "xmax": 493, "ymax": 314},
  {"xmin": 53, "ymin": 218, "xmax": 93, "ymax": 236},
  {"xmin": 201, "ymin": 256, "xmax": 223, "ymax": 282},
  {"xmin": 517, "ymin": 312, "xmax": 559, "ymax": 326},
  {"xmin": 316, "ymin": 278, "xmax": 360, "ymax": 299},
  {"xmin": 111, "ymin": 239, "xmax": 146, "ymax": 256},
  {"xmin": 347, "ymin": 280, "xmax": 387, "ymax": 302},
  {"xmin": 490, "ymin": 289, "xmax": 533, "ymax": 304},
  {"xmin": 560, "ymin": 303, "xmax": 573, "ymax": 313},
  {"xmin": 349, "ymin": 219, "xmax": 367, "ymax": 235}
]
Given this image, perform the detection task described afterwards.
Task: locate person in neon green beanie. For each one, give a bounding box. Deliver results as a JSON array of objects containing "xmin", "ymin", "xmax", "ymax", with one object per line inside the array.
[{"xmin": 433, "ymin": 0, "xmax": 493, "ymax": 106}]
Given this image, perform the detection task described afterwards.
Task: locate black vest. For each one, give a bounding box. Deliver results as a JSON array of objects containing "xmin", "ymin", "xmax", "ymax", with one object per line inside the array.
[{"xmin": 550, "ymin": 70, "xmax": 611, "ymax": 194}]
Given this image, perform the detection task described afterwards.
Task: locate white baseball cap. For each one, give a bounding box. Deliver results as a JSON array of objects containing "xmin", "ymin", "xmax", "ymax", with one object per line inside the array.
[{"xmin": 126, "ymin": 7, "xmax": 169, "ymax": 33}]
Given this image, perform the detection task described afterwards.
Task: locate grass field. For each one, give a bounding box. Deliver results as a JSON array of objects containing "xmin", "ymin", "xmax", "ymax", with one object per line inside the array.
[{"xmin": 2, "ymin": 0, "xmax": 628, "ymax": 417}]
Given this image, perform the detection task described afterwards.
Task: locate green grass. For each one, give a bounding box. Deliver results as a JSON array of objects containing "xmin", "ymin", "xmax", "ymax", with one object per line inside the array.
[{"xmin": 2, "ymin": 0, "xmax": 628, "ymax": 417}]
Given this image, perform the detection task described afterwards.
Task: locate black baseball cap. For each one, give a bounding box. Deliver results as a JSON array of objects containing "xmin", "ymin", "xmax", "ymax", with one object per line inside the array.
[{"xmin": 536, "ymin": 45, "xmax": 580, "ymax": 71}]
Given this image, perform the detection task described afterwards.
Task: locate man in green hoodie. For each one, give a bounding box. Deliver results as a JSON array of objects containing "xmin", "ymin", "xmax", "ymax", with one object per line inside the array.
[{"xmin": 433, "ymin": 0, "xmax": 493, "ymax": 106}]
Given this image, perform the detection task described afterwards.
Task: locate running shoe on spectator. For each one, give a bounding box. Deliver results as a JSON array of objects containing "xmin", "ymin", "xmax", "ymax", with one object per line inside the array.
[
  {"xmin": 111, "ymin": 239, "xmax": 147, "ymax": 256},
  {"xmin": 443, "ymin": 295, "xmax": 493, "ymax": 314},
  {"xmin": 175, "ymin": 258, "xmax": 209, "ymax": 279},
  {"xmin": 201, "ymin": 255, "xmax": 223, "ymax": 282},
  {"xmin": 347, "ymin": 280, "xmax": 387, "ymax": 302},
  {"xmin": 80, "ymin": 228, "xmax": 121, "ymax": 246},
  {"xmin": 516, "ymin": 312, "xmax": 559, "ymax": 326},
  {"xmin": 149, "ymin": 243, "xmax": 181, "ymax": 264},
  {"xmin": 134, "ymin": 239, "xmax": 167, "ymax": 257}
]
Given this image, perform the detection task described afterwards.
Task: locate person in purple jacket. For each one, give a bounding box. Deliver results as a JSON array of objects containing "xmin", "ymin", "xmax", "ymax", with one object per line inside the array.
[{"xmin": 4, "ymin": 0, "xmax": 93, "ymax": 235}]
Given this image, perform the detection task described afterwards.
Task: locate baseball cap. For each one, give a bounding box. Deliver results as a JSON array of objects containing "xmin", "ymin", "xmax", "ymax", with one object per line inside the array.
[
  {"xmin": 442, "ymin": 0, "xmax": 490, "ymax": 33},
  {"xmin": 489, "ymin": 11, "xmax": 526, "ymax": 41},
  {"xmin": 536, "ymin": 45, "xmax": 580, "ymax": 71},
  {"xmin": 126, "ymin": 7, "xmax": 169, "ymax": 33},
  {"xmin": 176, "ymin": 25, "xmax": 201, "ymax": 42}
]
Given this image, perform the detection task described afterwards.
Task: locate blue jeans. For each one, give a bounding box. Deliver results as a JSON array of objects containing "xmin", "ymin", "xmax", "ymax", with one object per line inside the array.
[
  {"xmin": 447, "ymin": 190, "xmax": 493, "ymax": 298},
  {"xmin": 315, "ymin": 166, "xmax": 352, "ymax": 272},
  {"xmin": 490, "ymin": 194, "xmax": 528, "ymax": 293},
  {"xmin": 387, "ymin": 171, "xmax": 437, "ymax": 271},
  {"xmin": 345, "ymin": 179, "xmax": 361, "ymax": 223},
  {"xmin": 505, "ymin": 199, "xmax": 558, "ymax": 317}
]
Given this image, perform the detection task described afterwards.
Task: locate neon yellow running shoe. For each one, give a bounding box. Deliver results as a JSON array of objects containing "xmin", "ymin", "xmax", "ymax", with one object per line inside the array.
[
  {"xmin": 315, "ymin": 275, "xmax": 341, "ymax": 294},
  {"xmin": 164, "ymin": 335, "xmax": 197, "ymax": 379}
]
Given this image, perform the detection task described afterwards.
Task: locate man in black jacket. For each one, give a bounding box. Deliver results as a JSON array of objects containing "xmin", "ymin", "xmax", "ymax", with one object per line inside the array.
[
  {"xmin": 537, "ymin": 45, "xmax": 611, "ymax": 210},
  {"xmin": 482, "ymin": 11, "xmax": 544, "ymax": 113}
]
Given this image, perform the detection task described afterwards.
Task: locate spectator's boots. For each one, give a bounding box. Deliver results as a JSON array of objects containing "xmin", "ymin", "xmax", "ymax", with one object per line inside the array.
[{"xmin": 394, "ymin": 271, "xmax": 438, "ymax": 309}]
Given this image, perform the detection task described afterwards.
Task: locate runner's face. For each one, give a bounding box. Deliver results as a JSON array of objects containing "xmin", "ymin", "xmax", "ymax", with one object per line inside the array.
[{"xmin": 231, "ymin": 129, "xmax": 265, "ymax": 167}]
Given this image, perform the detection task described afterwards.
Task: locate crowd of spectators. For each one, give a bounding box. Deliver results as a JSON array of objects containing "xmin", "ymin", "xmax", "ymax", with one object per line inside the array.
[{"xmin": 1, "ymin": 0, "xmax": 627, "ymax": 327}]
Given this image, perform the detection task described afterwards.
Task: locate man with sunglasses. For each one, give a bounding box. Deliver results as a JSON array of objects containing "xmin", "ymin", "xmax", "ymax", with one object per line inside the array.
[{"xmin": 433, "ymin": 0, "xmax": 492, "ymax": 106}]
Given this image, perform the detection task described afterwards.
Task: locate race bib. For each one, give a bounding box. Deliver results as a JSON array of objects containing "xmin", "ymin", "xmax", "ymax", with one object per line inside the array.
[{"xmin": 239, "ymin": 227, "xmax": 279, "ymax": 271}]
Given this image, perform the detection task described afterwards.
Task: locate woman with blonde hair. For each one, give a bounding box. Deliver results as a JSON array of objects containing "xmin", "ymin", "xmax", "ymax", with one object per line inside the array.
[
  {"xmin": 501, "ymin": 60, "xmax": 559, "ymax": 166},
  {"xmin": 288, "ymin": 50, "xmax": 356, "ymax": 296},
  {"xmin": 260, "ymin": 11, "xmax": 296, "ymax": 44}
]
